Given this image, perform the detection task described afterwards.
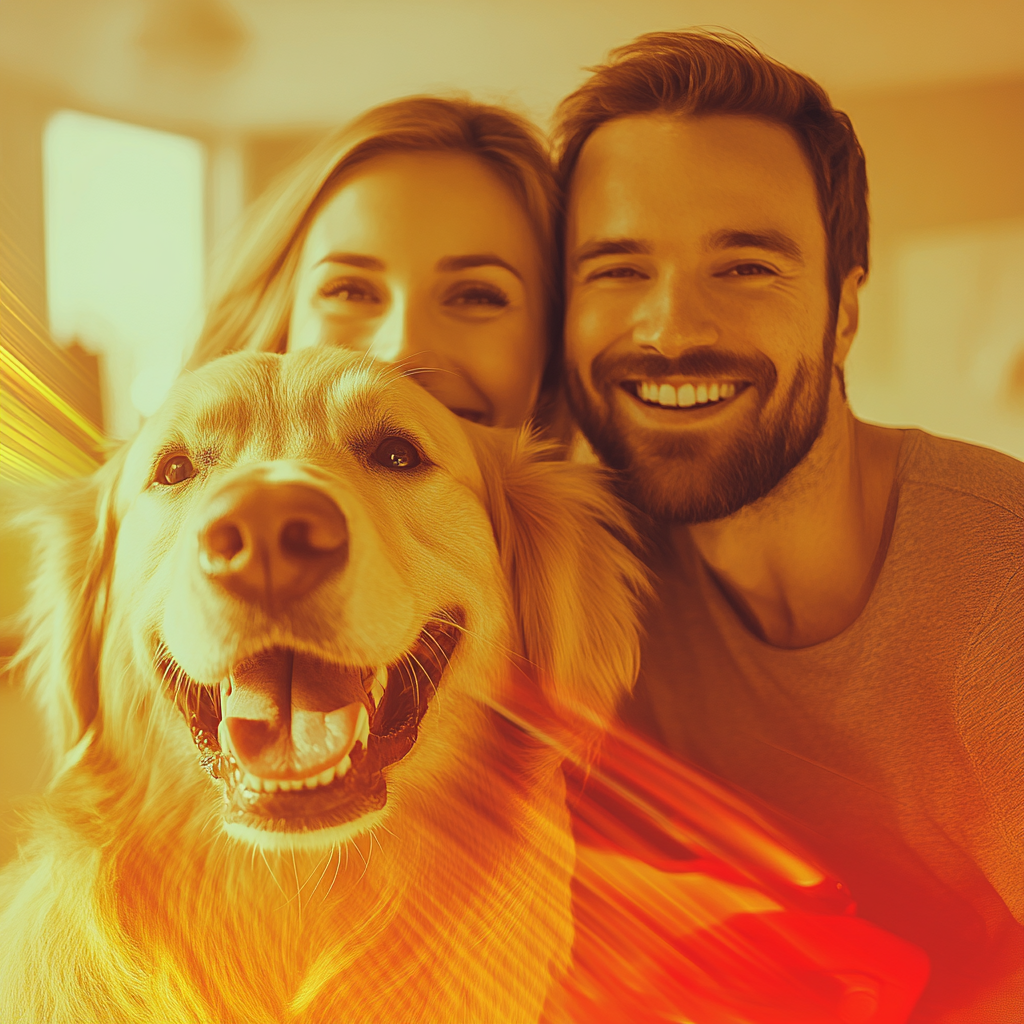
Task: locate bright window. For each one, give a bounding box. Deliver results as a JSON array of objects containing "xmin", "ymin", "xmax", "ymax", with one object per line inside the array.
[{"xmin": 43, "ymin": 110, "xmax": 206, "ymax": 439}]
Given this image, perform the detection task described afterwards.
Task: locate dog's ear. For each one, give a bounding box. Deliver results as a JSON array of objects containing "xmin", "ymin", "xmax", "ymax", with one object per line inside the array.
[
  {"xmin": 468, "ymin": 427, "xmax": 649, "ymax": 728},
  {"xmin": 10, "ymin": 455, "xmax": 122, "ymax": 761}
]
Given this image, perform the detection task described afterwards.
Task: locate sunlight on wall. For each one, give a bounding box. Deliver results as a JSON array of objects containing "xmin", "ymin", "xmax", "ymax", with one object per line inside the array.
[
  {"xmin": 848, "ymin": 218, "xmax": 1024, "ymax": 459},
  {"xmin": 43, "ymin": 110, "xmax": 206, "ymax": 439}
]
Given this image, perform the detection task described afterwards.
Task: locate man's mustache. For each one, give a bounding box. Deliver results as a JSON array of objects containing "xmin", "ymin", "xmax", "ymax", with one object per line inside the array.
[{"xmin": 590, "ymin": 347, "xmax": 778, "ymax": 395}]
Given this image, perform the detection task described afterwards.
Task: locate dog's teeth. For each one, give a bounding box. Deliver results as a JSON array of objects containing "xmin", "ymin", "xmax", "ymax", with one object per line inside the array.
[
  {"xmin": 354, "ymin": 704, "xmax": 370, "ymax": 750},
  {"xmin": 368, "ymin": 666, "xmax": 386, "ymax": 708},
  {"xmin": 241, "ymin": 764, "xmax": 343, "ymax": 793},
  {"xmin": 217, "ymin": 718, "xmax": 232, "ymax": 755}
]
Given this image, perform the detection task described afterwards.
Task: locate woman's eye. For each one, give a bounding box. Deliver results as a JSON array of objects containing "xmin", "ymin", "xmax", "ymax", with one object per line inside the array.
[
  {"xmin": 319, "ymin": 278, "xmax": 381, "ymax": 303},
  {"xmin": 371, "ymin": 437, "xmax": 422, "ymax": 470},
  {"xmin": 156, "ymin": 454, "xmax": 195, "ymax": 486},
  {"xmin": 445, "ymin": 284, "xmax": 509, "ymax": 308}
]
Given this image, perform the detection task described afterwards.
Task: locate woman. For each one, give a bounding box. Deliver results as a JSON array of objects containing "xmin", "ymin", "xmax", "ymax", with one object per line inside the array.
[{"xmin": 189, "ymin": 96, "xmax": 564, "ymax": 434}]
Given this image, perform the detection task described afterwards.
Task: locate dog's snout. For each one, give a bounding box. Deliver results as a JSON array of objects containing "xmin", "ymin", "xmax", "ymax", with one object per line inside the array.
[{"xmin": 198, "ymin": 481, "xmax": 348, "ymax": 607}]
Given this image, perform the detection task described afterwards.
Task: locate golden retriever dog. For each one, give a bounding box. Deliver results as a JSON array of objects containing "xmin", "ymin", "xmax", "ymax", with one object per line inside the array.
[{"xmin": 0, "ymin": 348, "xmax": 644, "ymax": 1024}]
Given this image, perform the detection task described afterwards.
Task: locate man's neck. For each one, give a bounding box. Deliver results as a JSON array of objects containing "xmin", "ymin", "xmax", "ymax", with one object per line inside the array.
[{"xmin": 679, "ymin": 392, "xmax": 904, "ymax": 648}]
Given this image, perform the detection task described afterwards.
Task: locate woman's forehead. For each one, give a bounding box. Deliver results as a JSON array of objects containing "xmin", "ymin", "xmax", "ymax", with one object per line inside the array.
[{"xmin": 302, "ymin": 151, "xmax": 541, "ymax": 269}]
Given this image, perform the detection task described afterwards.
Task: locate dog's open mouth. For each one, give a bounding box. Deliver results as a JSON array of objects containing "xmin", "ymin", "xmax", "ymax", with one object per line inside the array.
[{"xmin": 160, "ymin": 611, "xmax": 463, "ymax": 833}]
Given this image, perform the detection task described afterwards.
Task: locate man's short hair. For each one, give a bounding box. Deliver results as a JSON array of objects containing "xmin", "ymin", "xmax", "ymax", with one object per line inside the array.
[{"xmin": 554, "ymin": 30, "xmax": 869, "ymax": 314}]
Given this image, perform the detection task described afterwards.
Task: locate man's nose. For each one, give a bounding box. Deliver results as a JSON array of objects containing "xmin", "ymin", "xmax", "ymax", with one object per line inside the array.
[
  {"xmin": 198, "ymin": 478, "xmax": 348, "ymax": 609},
  {"xmin": 632, "ymin": 275, "xmax": 719, "ymax": 354}
]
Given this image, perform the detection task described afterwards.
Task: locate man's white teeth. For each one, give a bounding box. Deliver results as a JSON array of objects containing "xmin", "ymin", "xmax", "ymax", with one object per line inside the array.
[
  {"xmin": 240, "ymin": 755, "xmax": 352, "ymax": 795},
  {"xmin": 636, "ymin": 380, "xmax": 737, "ymax": 407}
]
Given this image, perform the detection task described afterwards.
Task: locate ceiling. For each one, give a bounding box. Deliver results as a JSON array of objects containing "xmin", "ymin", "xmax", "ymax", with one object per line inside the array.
[{"xmin": 2, "ymin": 0, "xmax": 1023, "ymax": 132}]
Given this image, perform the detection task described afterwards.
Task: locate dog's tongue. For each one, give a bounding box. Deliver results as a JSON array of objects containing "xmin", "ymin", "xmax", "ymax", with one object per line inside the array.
[{"xmin": 221, "ymin": 649, "xmax": 368, "ymax": 779}]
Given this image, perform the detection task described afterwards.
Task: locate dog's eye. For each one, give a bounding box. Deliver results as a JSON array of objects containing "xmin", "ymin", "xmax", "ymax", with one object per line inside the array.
[
  {"xmin": 157, "ymin": 454, "xmax": 196, "ymax": 486},
  {"xmin": 371, "ymin": 437, "xmax": 422, "ymax": 470}
]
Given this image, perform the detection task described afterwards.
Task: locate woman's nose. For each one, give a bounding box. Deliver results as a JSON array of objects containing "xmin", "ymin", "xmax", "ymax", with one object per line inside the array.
[
  {"xmin": 633, "ymin": 275, "xmax": 719, "ymax": 354},
  {"xmin": 366, "ymin": 295, "xmax": 433, "ymax": 365}
]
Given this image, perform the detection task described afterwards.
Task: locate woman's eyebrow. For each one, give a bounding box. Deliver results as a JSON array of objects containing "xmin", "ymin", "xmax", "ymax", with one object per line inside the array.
[
  {"xmin": 436, "ymin": 254, "xmax": 522, "ymax": 281},
  {"xmin": 315, "ymin": 252, "xmax": 386, "ymax": 270}
]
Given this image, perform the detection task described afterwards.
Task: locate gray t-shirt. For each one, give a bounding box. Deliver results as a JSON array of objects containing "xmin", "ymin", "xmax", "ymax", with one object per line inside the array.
[{"xmin": 623, "ymin": 429, "xmax": 1023, "ymax": 1021}]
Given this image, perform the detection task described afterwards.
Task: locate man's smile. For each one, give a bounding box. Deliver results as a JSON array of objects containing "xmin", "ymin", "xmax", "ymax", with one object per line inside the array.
[
  {"xmin": 615, "ymin": 377, "xmax": 754, "ymax": 428},
  {"xmin": 635, "ymin": 379, "xmax": 739, "ymax": 406}
]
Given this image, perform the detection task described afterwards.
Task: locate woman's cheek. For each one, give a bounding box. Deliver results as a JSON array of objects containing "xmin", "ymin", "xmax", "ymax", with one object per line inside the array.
[{"xmin": 462, "ymin": 315, "xmax": 545, "ymax": 423}]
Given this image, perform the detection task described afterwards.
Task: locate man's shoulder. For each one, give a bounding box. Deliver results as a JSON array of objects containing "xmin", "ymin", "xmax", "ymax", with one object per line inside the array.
[{"xmin": 899, "ymin": 429, "xmax": 1024, "ymax": 522}]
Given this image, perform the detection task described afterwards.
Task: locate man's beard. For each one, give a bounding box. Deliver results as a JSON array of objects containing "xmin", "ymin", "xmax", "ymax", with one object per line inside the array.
[{"xmin": 566, "ymin": 336, "xmax": 834, "ymax": 523}]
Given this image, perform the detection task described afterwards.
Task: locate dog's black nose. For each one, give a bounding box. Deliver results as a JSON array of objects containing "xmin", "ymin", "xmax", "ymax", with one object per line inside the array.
[{"xmin": 198, "ymin": 481, "xmax": 348, "ymax": 607}]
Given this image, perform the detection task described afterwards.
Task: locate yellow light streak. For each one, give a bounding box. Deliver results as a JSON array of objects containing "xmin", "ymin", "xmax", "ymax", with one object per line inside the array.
[{"xmin": 1, "ymin": 347, "xmax": 105, "ymax": 447}]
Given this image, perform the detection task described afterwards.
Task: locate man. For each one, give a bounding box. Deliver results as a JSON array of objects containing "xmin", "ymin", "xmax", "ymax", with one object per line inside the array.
[{"xmin": 557, "ymin": 30, "xmax": 1022, "ymax": 1021}]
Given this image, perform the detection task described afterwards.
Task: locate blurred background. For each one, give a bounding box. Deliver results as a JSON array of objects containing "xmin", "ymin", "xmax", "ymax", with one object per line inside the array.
[{"xmin": 1, "ymin": 0, "xmax": 1023, "ymax": 857}]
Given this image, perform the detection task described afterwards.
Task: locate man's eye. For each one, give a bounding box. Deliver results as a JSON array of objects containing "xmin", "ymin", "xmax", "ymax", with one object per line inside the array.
[
  {"xmin": 590, "ymin": 266, "xmax": 646, "ymax": 282},
  {"xmin": 730, "ymin": 264, "xmax": 775, "ymax": 277},
  {"xmin": 445, "ymin": 284, "xmax": 509, "ymax": 308},
  {"xmin": 156, "ymin": 454, "xmax": 195, "ymax": 486},
  {"xmin": 319, "ymin": 278, "xmax": 381, "ymax": 303},
  {"xmin": 371, "ymin": 437, "xmax": 422, "ymax": 470}
]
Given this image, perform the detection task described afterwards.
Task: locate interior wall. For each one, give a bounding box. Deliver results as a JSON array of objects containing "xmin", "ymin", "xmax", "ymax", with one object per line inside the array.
[
  {"xmin": 840, "ymin": 76, "xmax": 1024, "ymax": 453},
  {"xmin": 1, "ymin": 72, "xmax": 52, "ymax": 330},
  {"xmin": 244, "ymin": 130, "xmax": 323, "ymax": 205},
  {"xmin": 843, "ymin": 76, "xmax": 1024, "ymax": 237}
]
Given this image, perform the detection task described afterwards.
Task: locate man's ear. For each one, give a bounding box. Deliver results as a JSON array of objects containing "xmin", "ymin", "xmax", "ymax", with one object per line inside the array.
[
  {"xmin": 834, "ymin": 266, "xmax": 865, "ymax": 369},
  {"xmin": 467, "ymin": 426, "xmax": 649, "ymax": 729},
  {"xmin": 11, "ymin": 455, "xmax": 122, "ymax": 761}
]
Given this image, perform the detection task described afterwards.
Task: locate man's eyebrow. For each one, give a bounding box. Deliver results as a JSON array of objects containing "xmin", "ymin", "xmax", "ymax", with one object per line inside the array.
[
  {"xmin": 436, "ymin": 253, "xmax": 522, "ymax": 281},
  {"xmin": 315, "ymin": 252, "xmax": 386, "ymax": 271},
  {"xmin": 572, "ymin": 238, "xmax": 653, "ymax": 270},
  {"xmin": 706, "ymin": 230, "xmax": 804, "ymax": 261}
]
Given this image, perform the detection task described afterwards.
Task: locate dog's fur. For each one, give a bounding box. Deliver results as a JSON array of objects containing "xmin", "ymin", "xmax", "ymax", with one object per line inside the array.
[{"xmin": 0, "ymin": 349, "xmax": 645, "ymax": 1024}]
